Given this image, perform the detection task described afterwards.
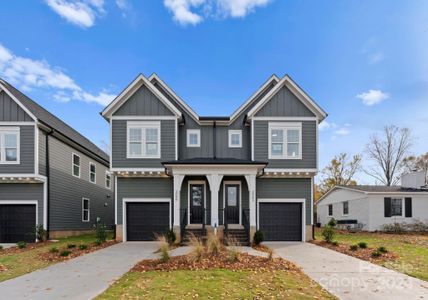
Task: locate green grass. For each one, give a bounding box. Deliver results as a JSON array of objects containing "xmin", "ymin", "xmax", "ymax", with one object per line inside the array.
[
  {"xmin": 315, "ymin": 229, "xmax": 428, "ymax": 281},
  {"xmin": 0, "ymin": 232, "xmax": 113, "ymax": 282},
  {"xmin": 97, "ymin": 269, "xmax": 335, "ymax": 300}
]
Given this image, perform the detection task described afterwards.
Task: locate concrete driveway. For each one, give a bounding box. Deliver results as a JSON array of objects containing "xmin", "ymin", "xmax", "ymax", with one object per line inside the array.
[
  {"xmin": 0, "ymin": 242, "xmax": 189, "ymax": 300},
  {"xmin": 265, "ymin": 242, "xmax": 428, "ymax": 300}
]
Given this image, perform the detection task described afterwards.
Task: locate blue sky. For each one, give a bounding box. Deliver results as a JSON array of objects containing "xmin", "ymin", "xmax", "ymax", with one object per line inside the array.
[{"xmin": 1, "ymin": 1, "xmax": 427, "ymax": 183}]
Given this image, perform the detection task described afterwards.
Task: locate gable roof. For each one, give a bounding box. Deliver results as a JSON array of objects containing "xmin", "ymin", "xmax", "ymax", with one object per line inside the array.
[
  {"xmin": 0, "ymin": 79, "xmax": 109, "ymax": 163},
  {"xmin": 101, "ymin": 74, "xmax": 182, "ymax": 119},
  {"xmin": 246, "ymin": 74, "xmax": 327, "ymax": 121}
]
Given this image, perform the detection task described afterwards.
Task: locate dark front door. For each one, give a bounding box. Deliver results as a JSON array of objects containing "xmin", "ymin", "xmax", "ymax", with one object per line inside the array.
[
  {"xmin": 225, "ymin": 184, "xmax": 240, "ymax": 224},
  {"xmin": 190, "ymin": 184, "xmax": 204, "ymax": 224},
  {"xmin": 259, "ymin": 202, "xmax": 302, "ymax": 241},
  {"xmin": 0, "ymin": 204, "xmax": 36, "ymax": 243},
  {"xmin": 126, "ymin": 202, "xmax": 169, "ymax": 241}
]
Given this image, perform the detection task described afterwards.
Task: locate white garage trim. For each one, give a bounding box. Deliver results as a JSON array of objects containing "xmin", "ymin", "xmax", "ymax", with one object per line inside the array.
[
  {"xmin": 0, "ymin": 200, "xmax": 38, "ymax": 241},
  {"xmin": 122, "ymin": 198, "xmax": 171, "ymax": 242},
  {"xmin": 257, "ymin": 198, "xmax": 306, "ymax": 242}
]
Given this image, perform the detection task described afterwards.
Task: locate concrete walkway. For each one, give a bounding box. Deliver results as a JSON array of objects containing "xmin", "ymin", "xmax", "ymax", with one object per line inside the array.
[
  {"xmin": 0, "ymin": 242, "xmax": 190, "ymax": 300},
  {"xmin": 264, "ymin": 242, "xmax": 428, "ymax": 300}
]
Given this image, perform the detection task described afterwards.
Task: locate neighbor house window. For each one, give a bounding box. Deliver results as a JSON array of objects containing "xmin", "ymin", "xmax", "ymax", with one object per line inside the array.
[
  {"xmin": 390, "ymin": 198, "xmax": 403, "ymax": 216},
  {"xmin": 89, "ymin": 162, "xmax": 96, "ymax": 183},
  {"xmin": 328, "ymin": 204, "xmax": 333, "ymax": 216},
  {"xmin": 268, "ymin": 123, "xmax": 302, "ymax": 159},
  {"xmin": 0, "ymin": 127, "xmax": 20, "ymax": 164},
  {"xmin": 127, "ymin": 121, "xmax": 161, "ymax": 158},
  {"xmin": 343, "ymin": 201, "xmax": 349, "ymax": 215},
  {"xmin": 105, "ymin": 171, "xmax": 111, "ymax": 189},
  {"xmin": 187, "ymin": 129, "xmax": 200, "ymax": 147},
  {"xmin": 72, "ymin": 153, "xmax": 80, "ymax": 177},
  {"xmin": 228, "ymin": 130, "xmax": 242, "ymax": 148},
  {"xmin": 82, "ymin": 198, "xmax": 90, "ymax": 222}
]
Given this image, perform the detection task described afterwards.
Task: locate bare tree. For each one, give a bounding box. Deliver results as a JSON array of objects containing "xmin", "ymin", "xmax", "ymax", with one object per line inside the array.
[
  {"xmin": 402, "ymin": 152, "xmax": 428, "ymax": 180},
  {"xmin": 365, "ymin": 125, "xmax": 412, "ymax": 186}
]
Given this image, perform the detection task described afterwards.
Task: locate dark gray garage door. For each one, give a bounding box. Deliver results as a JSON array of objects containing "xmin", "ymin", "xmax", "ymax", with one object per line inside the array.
[
  {"xmin": 259, "ymin": 202, "xmax": 302, "ymax": 241},
  {"xmin": 0, "ymin": 204, "xmax": 36, "ymax": 243},
  {"xmin": 126, "ymin": 202, "xmax": 170, "ymax": 241}
]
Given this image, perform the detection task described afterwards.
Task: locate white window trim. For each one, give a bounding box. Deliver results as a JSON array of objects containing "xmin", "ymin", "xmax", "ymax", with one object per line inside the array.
[
  {"xmin": 126, "ymin": 121, "xmax": 161, "ymax": 159},
  {"xmin": 89, "ymin": 162, "xmax": 96, "ymax": 184},
  {"xmin": 0, "ymin": 127, "xmax": 20, "ymax": 164},
  {"xmin": 72, "ymin": 153, "xmax": 81, "ymax": 178},
  {"xmin": 82, "ymin": 198, "xmax": 90, "ymax": 222},
  {"xmin": 328, "ymin": 204, "xmax": 333, "ymax": 216},
  {"xmin": 228, "ymin": 130, "xmax": 242, "ymax": 148},
  {"xmin": 105, "ymin": 171, "xmax": 111, "ymax": 189},
  {"xmin": 268, "ymin": 122, "xmax": 302, "ymax": 160},
  {"xmin": 187, "ymin": 129, "xmax": 201, "ymax": 147},
  {"xmin": 342, "ymin": 201, "xmax": 349, "ymax": 216},
  {"xmin": 388, "ymin": 197, "xmax": 405, "ymax": 218}
]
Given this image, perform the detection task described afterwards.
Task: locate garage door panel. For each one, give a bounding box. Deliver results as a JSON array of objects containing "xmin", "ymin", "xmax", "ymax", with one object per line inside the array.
[
  {"xmin": 0, "ymin": 204, "xmax": 36, "ymax": 243},
  {"xmin": 126, "ymin": 202, "xmax": 170, "ymax": 241},
  {"xmin": 259, "ymin": 202, "xmax": 302, "ymax": 241}
]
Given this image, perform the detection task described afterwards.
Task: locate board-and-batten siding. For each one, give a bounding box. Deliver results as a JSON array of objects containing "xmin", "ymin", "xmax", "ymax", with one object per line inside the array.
[
  {"xmin": 116, "ymin": 177, "xmax": 173, "ymax": 224},
  {"xmin": 253, "ymin": 121, "xmax": 316, "ymax": 169},
  {"xmin": 48, "ymin": 136, "xmax": 114, "ymax": 230},
  {"xmin": 257, "ymin": 178, "xmax": 312, "ymax": 225},
  {"xmin": 0, "ymin": 183, "xmax": 44, "ymax": 225},
  {"xmin": 0, "ymin": 125, "xmax": 35, "ymax": 174},
  {"xmin": 112, "ymin": 119, "xmax": 175, "ymax": 168},
  {"xmin": 0, "ymin": 90, "xmax": 33, "ymax": 122}
]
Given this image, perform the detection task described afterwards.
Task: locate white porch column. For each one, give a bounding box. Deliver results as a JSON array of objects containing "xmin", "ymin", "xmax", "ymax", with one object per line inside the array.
[
  {"xmin": 245, "ymin": 174, "xmax": 257, "ymax": 242},
  {"xmin": 207, "ymin": 173, "xmax": 223, "ymax": 227},
  {"xmin": 173, "ymin": 174, "xmax": 184, "ymax": 229}
]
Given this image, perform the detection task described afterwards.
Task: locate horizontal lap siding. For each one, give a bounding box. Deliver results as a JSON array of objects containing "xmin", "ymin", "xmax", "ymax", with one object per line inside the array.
[
  {"xmin": 257, "ymin": 178, "xmax": 312, "ymax": 225},
  {"xmin": 117, "ymin": 177, "xmax": 173, "ymax": 224}
]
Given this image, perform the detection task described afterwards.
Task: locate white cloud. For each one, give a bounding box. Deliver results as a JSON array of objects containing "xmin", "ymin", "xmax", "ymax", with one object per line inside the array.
[
  {"xmin": 356, "ymin": 89, "xmax": 389, "ymax": 106},
  {"xmin": 45, "ymin": 0, "xmax": 105, "ymax": 28},
  {"xmin": 334, "ymin": 127, "xmax": 350, "ymax": 136},
  {"xmin": 163, "ymin": 0, "xmax": 205, "ymax": 25},
  {"xmin": 0, "ymin": 43, "xmax": 115, "ymax": 106},
  {"xmin": 115, "ymin": 0, "xmax": 128, "ymax": 10},
  {"xmin": 217, "ymin": 0, "xmax": 271, "ymax": 17}
]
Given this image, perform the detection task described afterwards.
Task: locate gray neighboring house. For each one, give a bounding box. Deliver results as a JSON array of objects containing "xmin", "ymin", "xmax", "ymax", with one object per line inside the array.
[
  {"xmin": 102, "ymin": 73, "xmax": 327, "ymax": 243},
  {"xmin": 0, "ymin": 79, "xmax": 114, "ymax": 243}
]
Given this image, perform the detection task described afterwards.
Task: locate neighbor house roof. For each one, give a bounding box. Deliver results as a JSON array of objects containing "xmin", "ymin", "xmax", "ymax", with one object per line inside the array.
[{"xmin": 0, "ymin": 79, "xmax": 109, "ymax": 164}]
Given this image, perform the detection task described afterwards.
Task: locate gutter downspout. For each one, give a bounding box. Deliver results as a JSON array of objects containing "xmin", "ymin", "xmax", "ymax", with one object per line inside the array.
[
  {"xmin": 213, "ymin": 121, "xmax": 217, "ymax": 159},
  {"xmin": 45, "ymin": 129, "xmax": 54, "ymax": 239}
]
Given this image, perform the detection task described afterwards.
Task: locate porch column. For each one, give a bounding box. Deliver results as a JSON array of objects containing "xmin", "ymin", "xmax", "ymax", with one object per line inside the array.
[
  {"xmin": 245, "ymin": 174, "xmax": 257, "ymax": 242},
  {"xmin": 173, "ymin": 174, "xmax": 184, "ymax": 239},
  {"xmin": 207, "ymin": 173, "xmax": 223, "ymax": 228}
]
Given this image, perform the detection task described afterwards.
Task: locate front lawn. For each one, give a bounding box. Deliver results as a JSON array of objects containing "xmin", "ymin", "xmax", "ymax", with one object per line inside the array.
[
  {"xmin": 315, "ymin": 228, "xmax": 428, "ymax": 281},
  {"xmin": 0, "ymin": 232, "xmax": 114, "ymax": 282},
  {"xmin": 97, "ymin": 269, "xmax": 336, "ymax": 299}
]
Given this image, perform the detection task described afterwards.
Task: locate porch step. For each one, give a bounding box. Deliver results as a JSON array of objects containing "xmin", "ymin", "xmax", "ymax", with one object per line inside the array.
[
  {"xmin": 181, "ymin": 228, "xmax": 206, "ymax": 245},
  {"xmin": 225, "ymin": 229, "xmax": 249, "ymax": 246}
]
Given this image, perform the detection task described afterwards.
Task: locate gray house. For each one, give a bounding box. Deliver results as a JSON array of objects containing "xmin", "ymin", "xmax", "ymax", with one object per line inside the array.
[
  {"xmin": 0, "ymin": 79, "xmax": 114, "ymax": 243},
  {"xmin": 102, "ymin": 73, "xmax": 326, "ymax": 243}
]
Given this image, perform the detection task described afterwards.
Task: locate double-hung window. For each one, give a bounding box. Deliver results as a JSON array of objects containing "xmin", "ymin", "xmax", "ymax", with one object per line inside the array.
[
  {"xmin": 89, "ymin": 162, "xmax": 96, "ymax": 183},
  {"xmin": 127, "ymin": 121, "xmax": 161, "ymax": 158},
  {"xmin": 0, "ymin": 127, "xmax": 20, "ymax": 164},
  {"xmin": 105, "ymin": 171, "xmax": 111, "ymax": 189},
  {"xmin": 268, "ymin": 123, "xmax": 302, "ymax": 159},
  {"xmin": 328, "ymin": 204, "xmax": 333, "ymax": 216},
  {"xmin": 390, "ymin": 198, "xmax": 403, "ymax": 216},
  {"xmin": 343, "ymin": 201, "xmax": 349, "ymax": 215},
  {"xmin": 72, "ymin": 153, "xmax": 80, "ymax": 177},
  {"xmin": 82, "ymin": 198, "xmax": 90, "ymax": 222}
]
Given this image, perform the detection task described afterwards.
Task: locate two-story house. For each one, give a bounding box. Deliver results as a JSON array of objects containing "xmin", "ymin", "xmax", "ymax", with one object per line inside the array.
[
  {"xmin": 0, "ymin": 79, "xmax": 114, "ymax": 243},
  {"xmin": 102, "ymin": 73, "xmax": 326, "ymax": 243}
]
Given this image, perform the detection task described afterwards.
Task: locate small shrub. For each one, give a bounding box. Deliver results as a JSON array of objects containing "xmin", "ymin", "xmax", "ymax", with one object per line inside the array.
[
  {"xmin": 332, "ymin": 241, "xmax": 339, "ymax": 246},
  {"xmin": 67, "ymin": 244, "xmax": 76, "ymax": 249},
  {"xmin": 94, "ymin": 221, "xmax": 107, "ymax": 244},
  {"xmin": 358, "ymin": 242, "xmax": 367, "ymax": 249},
  {"xmin": 207, "ymin": 233, "xmax": 222, "ymax": 255},
  {"xmin": 253, "ymin": 230, "xmax": 264, "ymax": 246},
  {"xmin": 371, "ymin": 250, "xmax": 382, "ymax": 258},
  {"xmin": 156, "ymin": 235, "xmax": 170, "ymax": 263},
  {"xmin": 94, "ymin": 240, "xmax": 102, "ymax": 246},
  {"xmin": 35, "ymin": 224, "xmax": 47, "ymax": 242},
  {"xmin": 49, "ymin": 246, "xmax": 59, "ymax": 253},
  {"xmin": 0, "ymin": 245, "xmax": 3, "ymax": 250},
  {"xmin": 60, "ymin": 250, "xmax": 71, "ymax": 257},
  {"xmin": 382, "ymin": 222, "xmax": 405, "ymax": 233},
  {"xmin": 377, "ymin": 246, "xmax": 388, "ymax": 253},
  {"xmin": 327, "ymin": 218, "xmax": 337, "ymax": 228},
  {"xmin": 188, "ymin": 233, "xmax": 204, "ymax": 263},
  {"xmin": 349, "ymin": 244, "xmax": 358, "ymax": 251},
  {"xmin": 164, "ymin": 230, "xmax": 176, "ymax": 245},
  {"xmin": 267, "ymin": 248, "xmax": 274, "ymax": 261},
  {"xmin": 79, "ymin": 244, "xmax": 88, "ymax": 250},
  {"xmin": 17, "ymin": 241, "xmax": 27, "ymax": 249},
  {"xmin": 322, "ymin": 226, "xmax": 335, "ymax": 243}
]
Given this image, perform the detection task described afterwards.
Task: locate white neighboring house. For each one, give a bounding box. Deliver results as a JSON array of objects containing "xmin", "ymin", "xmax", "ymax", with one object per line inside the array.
[{"xmin": 316, "ymin": 171, "xmax": 428, "ymax": 231}]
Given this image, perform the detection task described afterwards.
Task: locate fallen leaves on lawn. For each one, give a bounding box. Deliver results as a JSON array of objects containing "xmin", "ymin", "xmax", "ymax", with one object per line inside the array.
[
  {"xmin": 0, "ymin": 241, "xmax": 53, "ymax": 256},
  {"xmin": 0, "ymin": 264, "xmax": 7, "ymax": 272}
]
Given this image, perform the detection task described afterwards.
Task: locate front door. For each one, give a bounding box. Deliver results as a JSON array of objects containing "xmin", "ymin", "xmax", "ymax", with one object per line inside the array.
[
  {"xmin": 190, "ymin": 184, "xmax": 204, "ymax": 224},
  {"xmin": 225, "ymin": 184, "xmax": 240, "ymax": 224}
]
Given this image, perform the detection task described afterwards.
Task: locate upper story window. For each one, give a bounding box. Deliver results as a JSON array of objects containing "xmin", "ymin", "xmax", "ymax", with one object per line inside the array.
[
  {"xmin": 343, "ymin": 201, "xmax": 349, "ymax": 215},
  {"xmin": 268, "ymin": 122, "xmax": 302, "ymax": 159},
  {"xmin": 187, "ymin": 129, "xmax": 200, "ymax": 147},
  {"xmin": 72, "ymin": 153, "xmax": 81, "ymax": 177},
  {"xmin": 127, "ymin": 121, "xmax": 161, "ymax": 158},
  {"xmin": 0, "ymin": 127, "xmax": 20, "ymax": 164},
  {"xmin": 105, "ymin": 171, "xmax": 111, "ymax": 189},
  {"xmin": 89, "ymin": 162, "xmax": 96, "ymax": 183},
  {"xmin": 228, "ymin": 130, "xmax": 242, "ymax": 148}
]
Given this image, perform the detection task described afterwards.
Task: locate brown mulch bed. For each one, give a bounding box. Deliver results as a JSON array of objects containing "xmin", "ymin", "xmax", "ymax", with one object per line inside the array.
[
  {"xmin": 38, "ymin": 240, "xmax": 117, "ymax": 262},
  {"xmin": 311, "ymin": 240, "xmax": 398, "ymax": 263},
  {"xmin": 0, "ymin": 241, "xmax": 53, "ymax": 256},
  {"xmin": 252, "ymin": 244, "xmax": 271, "ymax": 253},
  {"xmin": 132, "ymin": 249, "xmax": 299, "ymax": 272}
]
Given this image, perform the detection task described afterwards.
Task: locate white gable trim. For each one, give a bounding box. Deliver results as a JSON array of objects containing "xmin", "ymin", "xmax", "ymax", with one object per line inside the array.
[
  {"xmin": 101, "ymin": 74, "xmax": 182, "ymax": 119},
  {"xmin": 0, "ymin": 82, "xmax": 37, "ymax": 121},
  {"xmin": 247, "ymin": 75, "xmax": 327, "ymax": 121}
]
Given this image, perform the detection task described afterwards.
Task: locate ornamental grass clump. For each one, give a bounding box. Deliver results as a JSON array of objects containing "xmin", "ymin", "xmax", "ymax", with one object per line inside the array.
[
  {"xmin": 156, "ymin": 235, "xmax": 170, "ymax": 263},
  {"xmin": 226, "ymin": 236, "xmax": 240, "ymax": 263},
  {"xmin": 188, "ymin": 233, "xmax": 204, "ymax": 263},
  {"xmin": 206, "ymin": 232, "xmax": 222, "ymax": 255}
]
